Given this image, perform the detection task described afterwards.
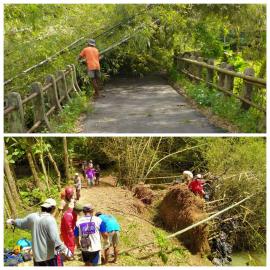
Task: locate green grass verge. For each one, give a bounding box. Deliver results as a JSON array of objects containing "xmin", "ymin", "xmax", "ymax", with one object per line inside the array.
[
  {"xmin": 169, "ymin": 68, "xmax": 265, "ymax": 133},
  {"xmin": 49, "ymin": 92, "xmax": 92, "ymax": 133}
]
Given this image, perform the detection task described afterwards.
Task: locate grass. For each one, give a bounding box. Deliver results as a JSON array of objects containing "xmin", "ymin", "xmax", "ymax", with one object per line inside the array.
[
  {"xmin": 169, "ymin": 68, "xmax": 266, "ymax": 133},
  {"xmin": 49, "ymin": 92, "xmax": 92, "ymax": 133}
]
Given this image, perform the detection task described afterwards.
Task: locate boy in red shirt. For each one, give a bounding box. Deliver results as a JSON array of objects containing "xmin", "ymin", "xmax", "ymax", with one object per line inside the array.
[
  {"xmin": 60, "ymin": 204, "xmax": 83, "ymax": 254},
  {"xmin": 78, "ymin": 39, "xmax": 101, "ymax": 99}
]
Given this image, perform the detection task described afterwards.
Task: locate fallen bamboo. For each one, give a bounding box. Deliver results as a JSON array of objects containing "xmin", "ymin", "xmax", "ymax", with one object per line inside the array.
[{"xmin": 119, "ymin": 194, "xmax": 253, "ymax": 255}]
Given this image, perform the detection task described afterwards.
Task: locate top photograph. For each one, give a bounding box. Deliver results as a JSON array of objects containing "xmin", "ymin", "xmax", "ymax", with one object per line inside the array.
[{"xmin": 3, "ymin": 4, "xmax": 266, "ymax": 134}]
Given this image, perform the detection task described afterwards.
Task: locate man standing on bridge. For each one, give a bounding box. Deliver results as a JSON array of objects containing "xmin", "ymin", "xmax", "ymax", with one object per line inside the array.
[{"xmin": 78, "ymin": 39, "xmax": 101, "ymax": 99}]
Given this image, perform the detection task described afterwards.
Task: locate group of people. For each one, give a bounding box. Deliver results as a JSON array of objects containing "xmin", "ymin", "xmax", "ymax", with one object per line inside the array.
[
  {"xmin": 183, "ymin": 170, "xmax": 209, "ymax": 199},
  {"xmin": 6, "ymin": 174, "xmax": 120, "ymax": 267},
  {"xmin": 81, "ymin": 160, "xmax": 101, "ymax": 187}
]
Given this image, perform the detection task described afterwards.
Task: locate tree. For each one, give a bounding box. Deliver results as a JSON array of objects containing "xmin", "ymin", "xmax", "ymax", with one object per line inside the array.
[{"xmin": 63, "ymin": 137, "xmax": 70, "ymax": 181}]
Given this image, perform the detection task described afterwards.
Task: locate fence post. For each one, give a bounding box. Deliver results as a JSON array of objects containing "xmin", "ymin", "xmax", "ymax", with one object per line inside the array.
[
  {"xmin": 67, "ymin": 65, "xmax": 79, "ymax": 95},
  {"xmin": 241, "ymin": 67, "xmax": 255, "ymax": 110},
  {"xmin": 56, "ymin": 70, "xmax": 71, "ymax": 103},
  {"xmin": 196, "ymin": 57, "xmax": 204, "ymax": 81},
  {"xmin": 31, "ymin": 82, "xmax": 51, "ymax": 131},
  {"xmin": 6, "ymin": 92, "xmax": 25, "ymax": 132},
  {"xmin": 206, "ymin": 59, "xmax": 215, "ymax": 86},
  {"xmin": 189, "ymin": 55, "xmax": 196, "ymax": 79},
  {"xmin": 71, "ymin": 64, "xmax": 81, "ymax": 92},
  {"xmin": 224, "ymin": 64, "xmax": 235, "ymax": 96},
  {"xmin": 218, "ymin": 62, "xmax": 227, "ymax": 88},
  {"xmin": 45, "ymin": 75, "xmax": 62, "ymax": 111}
]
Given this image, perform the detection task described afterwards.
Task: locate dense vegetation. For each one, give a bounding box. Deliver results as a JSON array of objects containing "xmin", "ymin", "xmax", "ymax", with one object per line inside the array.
[{"xmin": 4, "ymin": 137, "xmax": 266, "ymax": 252}]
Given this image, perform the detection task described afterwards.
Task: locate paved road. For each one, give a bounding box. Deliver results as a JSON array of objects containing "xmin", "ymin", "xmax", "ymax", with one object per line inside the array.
[{"xmin": 82, "ymin": 74, "xmax": 223, "ymax": 133}]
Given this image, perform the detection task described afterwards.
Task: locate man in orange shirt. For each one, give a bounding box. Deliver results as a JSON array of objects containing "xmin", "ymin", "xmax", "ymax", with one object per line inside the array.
[{"xmin": 78, "ymin": 39, "xmax": 101, "ymax": 99}]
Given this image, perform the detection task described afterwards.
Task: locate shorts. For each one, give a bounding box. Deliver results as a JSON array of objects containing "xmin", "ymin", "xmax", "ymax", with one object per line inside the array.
[
  {"xmin": 109, "ymin": 231, "xmax": 120, "ymax": 246},
  {"xmin": 82, "ymin": 251, "xmax": 100, "ymax": 265},
  {"xmin": 88, "ymin": 70, "xmax": 101, "ymax": 79},
  {"xmin": 34, "ymin": 255, "xmax": 63, "ymax": 266}
]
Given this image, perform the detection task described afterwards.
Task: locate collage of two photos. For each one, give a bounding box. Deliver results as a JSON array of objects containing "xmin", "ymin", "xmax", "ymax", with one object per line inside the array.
[{"xmin": 3, "ymin": 2, "xmax": 267, "ymax": 268}]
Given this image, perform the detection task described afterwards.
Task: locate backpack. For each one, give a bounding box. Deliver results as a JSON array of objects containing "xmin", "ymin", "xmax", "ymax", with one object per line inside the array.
[{"xmin": 16, "ymin": 238, "xmax": 32, "ymax": 249}]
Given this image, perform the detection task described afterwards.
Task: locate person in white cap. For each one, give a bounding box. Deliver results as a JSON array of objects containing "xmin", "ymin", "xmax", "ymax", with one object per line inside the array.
[
  {"xmin": 183, "ymin": 170, "xmax": 193, "ymax": 184},
  {"xmin": 6, "ymin": 198, "xmax": 72, "ymax": 266}
]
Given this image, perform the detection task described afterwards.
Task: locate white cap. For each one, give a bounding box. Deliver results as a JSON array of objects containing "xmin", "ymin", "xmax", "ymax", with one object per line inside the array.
[
  {"xmin": 196, "ymin": 174, "xmax": 202, "ymax": 179},
  {"xmin": 183, "ymin": 170, "xmax": 193, "ymax": 178},
  {"xmin": 41, "ymin": 198, "xmax": 56, "ymax": 208},
  {"xmin": 75, "ymin": 173, "xmax": 79, "ymax": 176}
]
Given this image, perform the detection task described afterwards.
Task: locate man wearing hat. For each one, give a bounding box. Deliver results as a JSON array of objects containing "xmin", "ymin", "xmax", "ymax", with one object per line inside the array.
[
  {"xmin": 61, "ymin": 203, "xmax": 83, "ymax": 255},
  {"xmin": 78, "ymin": 39, "xmax": 101, "ymax": 99},
  {"xmin": 74, "ymin": 204, "xmax": 108, "ymax": 266},
  {"xmin": 6, "ymin": 198, "xmax": 72, "ymax": 266}
]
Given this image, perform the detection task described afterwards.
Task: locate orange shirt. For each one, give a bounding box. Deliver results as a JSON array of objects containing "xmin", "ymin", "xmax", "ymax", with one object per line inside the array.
[{"xmin": 80, "ymin": 46, "xmax": 100, "ymax": 70}]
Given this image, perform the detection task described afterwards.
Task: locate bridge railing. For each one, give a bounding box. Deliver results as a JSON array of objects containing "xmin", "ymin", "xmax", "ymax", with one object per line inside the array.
[
  {"xmin": 175, "ymin": 53, "xmax": 266, "ymax": 113},
  {"xmin": 4, "ymin": 64, "xmax": 81, "ymax": 133}
]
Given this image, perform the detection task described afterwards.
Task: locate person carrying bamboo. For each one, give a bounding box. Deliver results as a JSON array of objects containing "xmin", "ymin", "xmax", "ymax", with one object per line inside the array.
[
  {"xmin": 78, "ymin": 39, "xmax": 101, "ymax": 99},
  {"xmin": 6, "ymin": 198, "xmax": 72, "ymax": 266}
]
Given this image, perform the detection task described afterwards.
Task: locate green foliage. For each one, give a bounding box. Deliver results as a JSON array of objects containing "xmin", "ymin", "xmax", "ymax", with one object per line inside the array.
[
  {"xmin": 201, "ymin": 138, "xmax": 266, "ymax": 251},
  {"xmin": 170, "ymin": 70, "xmax": 265, "ymax": 133},
  {"xmin": 20, "ymin": 185, "xmax": 59, "ymax": 206},
  {"xmin": 49, "ymin": 93, "xmax": 92, "ymax": 133},
  {"xmin": 4, "ymin": 4, "xmax": 266, "ymax": 98}
]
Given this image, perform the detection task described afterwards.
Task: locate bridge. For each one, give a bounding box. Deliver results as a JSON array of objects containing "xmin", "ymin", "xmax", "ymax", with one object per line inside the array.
[{"xmin": 4, "ymin": 14, "xmax": 266, "ymax": 133}]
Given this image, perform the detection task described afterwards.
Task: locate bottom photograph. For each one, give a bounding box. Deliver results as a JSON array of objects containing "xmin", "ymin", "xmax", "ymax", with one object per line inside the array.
[{"xmin": 3, "ymin": 137, "xmax": 266, "ymax": 267}]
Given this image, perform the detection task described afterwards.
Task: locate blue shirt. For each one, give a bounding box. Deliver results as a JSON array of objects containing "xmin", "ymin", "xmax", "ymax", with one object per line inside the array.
[{"xmin": 98, "ymin": 214, "xmax": 120, "ymax": 232}]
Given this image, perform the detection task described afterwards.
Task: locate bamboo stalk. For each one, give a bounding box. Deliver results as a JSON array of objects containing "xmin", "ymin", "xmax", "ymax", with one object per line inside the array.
[{"xmin": 119, "ymin": 194, "xmax": 253, "ymax": 255}]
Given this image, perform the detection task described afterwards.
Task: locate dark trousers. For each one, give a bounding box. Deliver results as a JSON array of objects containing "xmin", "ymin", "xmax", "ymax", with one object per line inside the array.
[{"xmin": 34, "ymin": 255, "xmax": 63, "ymax": 266}]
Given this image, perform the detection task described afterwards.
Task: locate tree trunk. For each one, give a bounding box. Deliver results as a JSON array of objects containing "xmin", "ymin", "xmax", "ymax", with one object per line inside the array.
[
  {"xmin": 39, "ymin": 153, "xmax": 50, "ymax": 190},
  {"xmin": 4, "ymin": 178, "xmax": 17, "ymax": 216},
  {"xmin": 4, "ymin": 198, "xmax": 11, "ymax": 219},
  {"xmin": 63, "ymin": 137, "xmax": 70, "ymax": 181},
  {"xmin": 47, "ymin": 151, "xmax": 61, "ymax": 191},
  {"xmin": 4, "ymin": 146, "xmax": 21, "ymax": 202},
  {"xmin": 26, "ymin": 148, "xmax": 42, "ymax": 189}
]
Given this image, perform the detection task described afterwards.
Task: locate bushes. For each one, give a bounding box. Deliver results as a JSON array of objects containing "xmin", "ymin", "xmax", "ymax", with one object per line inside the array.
[
  {"xmin": 170, "ymin": 70, "xmax": 265, "ymax": 133},
  {"xmin": 49, "ymin": 93, "xmax": 92, "ymax": 133}
]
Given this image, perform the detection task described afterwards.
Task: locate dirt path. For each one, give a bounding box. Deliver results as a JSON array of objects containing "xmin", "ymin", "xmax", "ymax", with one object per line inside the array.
[
  {"xmin": 82, "ymin": 74, "xmax": 224, "ymax": 133},
  {"xmin": 64, "ymin": 176, "xmax": 211, "ymax": 266},
  {"xmin": 19, "ymin": 176, "xmax": 211, "ymax": 266}
]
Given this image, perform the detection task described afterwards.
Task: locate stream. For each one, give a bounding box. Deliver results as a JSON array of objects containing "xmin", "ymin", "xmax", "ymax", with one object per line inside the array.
[{"xmin": 231, "ymin": 252, "xmax": 266, "ymax": 266}]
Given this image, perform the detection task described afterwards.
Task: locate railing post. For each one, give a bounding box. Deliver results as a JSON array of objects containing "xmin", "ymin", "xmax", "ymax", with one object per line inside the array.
[
  {"xmin": 31, "ymin": 82, "xmax": 51, "ymax": 131},
  {"xmin": 189, "ymin": 55, "xmax": 196, "ymax": 78},
  {"xmin": 224, "ymin": 64, "xmax": 235, "ymax": 96},
  {"xmin": 6, "ymin": 92, "xmax": 25, "ymax": 132},
  {"xmin": 71, "ymin": 64, "xmax": 81, "ymax": 92},
  {"xmin": 67, "ymin": 65, "xmax": 79, "ymax": 95},
  {"xmin": 218, "ymin": 62, "xmax": 227, "ymax": 88},
  {"xmin": 196, "ymin": 57, "xmax": 204, "ymax": 81},
  {"xmin": 206, "ymin": 59, "xmax": 214, "ymax": 86},
  {"xmin": 45, "ymin": 74, "xmax": 62, "ymax": 111},
  {"xmin": 241, "ymin": 67, "xmax": 255, "ymax": 110},
  {"xmin": 56, "ymin": 70, "xmax": 71, "ymax": 103}
]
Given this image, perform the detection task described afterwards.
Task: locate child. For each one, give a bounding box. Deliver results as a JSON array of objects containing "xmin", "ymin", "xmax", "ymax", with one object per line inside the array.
[{"xmin": 95, "ymin": 165, "xmax": 101, "ymax": 185}]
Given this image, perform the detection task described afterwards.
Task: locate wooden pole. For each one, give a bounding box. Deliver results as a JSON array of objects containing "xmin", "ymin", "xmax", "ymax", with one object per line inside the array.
[{"xmin": 119, "ymin": 194, "xmax": 253, "ymax": 254}]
